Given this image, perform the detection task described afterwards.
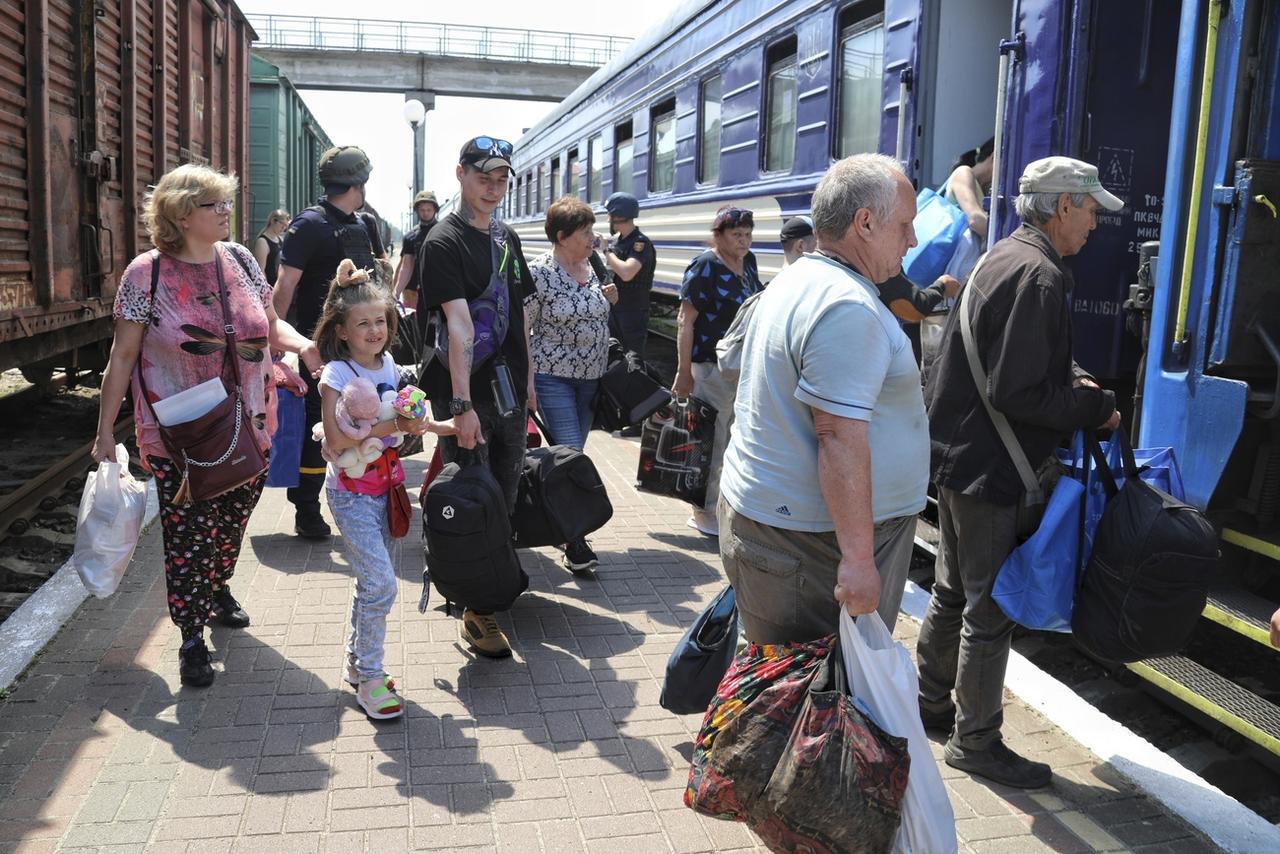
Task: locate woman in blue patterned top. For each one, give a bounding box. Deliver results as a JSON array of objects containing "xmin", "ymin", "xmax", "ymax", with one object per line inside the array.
[{"xmin": 673, "ymin": 205, "xmax": 761, "ymax": 537}]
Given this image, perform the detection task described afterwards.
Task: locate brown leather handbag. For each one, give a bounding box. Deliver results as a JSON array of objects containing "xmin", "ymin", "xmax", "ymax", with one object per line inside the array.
[{"xmin": 139, "ymin": 248, "xmax": 268, "ymax": 505}]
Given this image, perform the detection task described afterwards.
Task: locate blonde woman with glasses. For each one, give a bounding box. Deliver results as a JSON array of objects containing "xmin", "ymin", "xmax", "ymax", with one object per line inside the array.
[{"xmin": 92, "ymin": 165, "xmax": 320, "ymax": 688}]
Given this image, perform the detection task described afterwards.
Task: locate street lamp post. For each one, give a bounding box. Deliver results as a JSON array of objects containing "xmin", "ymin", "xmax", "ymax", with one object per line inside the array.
[{"xmin": 402, "ymin": 98, "xmax": 426, "ymax": 198}]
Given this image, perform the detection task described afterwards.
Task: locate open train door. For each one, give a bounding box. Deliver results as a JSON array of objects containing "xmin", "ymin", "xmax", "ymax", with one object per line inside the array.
[
  {"xmin": 990, "ymin": 0, "xmax": 1179, "ymax": 380},
  {"xmin": 880, "ymin": 0, "xmax": 925, "ymax": 183}
]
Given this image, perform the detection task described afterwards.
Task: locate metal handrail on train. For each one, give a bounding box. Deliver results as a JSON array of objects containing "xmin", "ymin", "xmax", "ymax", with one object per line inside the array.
[{"xmin": 246, "ymin": 14, "xmax": 630, "ymax": 68}]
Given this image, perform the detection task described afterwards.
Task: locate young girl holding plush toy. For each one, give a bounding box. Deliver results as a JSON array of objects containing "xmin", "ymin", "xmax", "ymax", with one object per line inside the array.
[{"xmin": 313, "ymin": 259, "xmax": 454, "ymax": 720}]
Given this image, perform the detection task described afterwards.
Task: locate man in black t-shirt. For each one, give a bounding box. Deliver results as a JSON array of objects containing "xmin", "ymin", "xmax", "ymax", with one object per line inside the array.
[
  {"xmin": 274, "ymin": 145, "xmax": 383, "ymax": 539},
  {"xmin": 393, "ymin": 190, "xmax": 439, "ymax": 310},
  {"xmin": 419, "ymin": 136, "xmax": 533, "ymax": 658}
]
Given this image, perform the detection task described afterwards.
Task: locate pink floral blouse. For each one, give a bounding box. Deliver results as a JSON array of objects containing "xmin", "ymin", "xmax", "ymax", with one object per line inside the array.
[{"xmin": 113, "ymin": 242, "xmax": 276, "ymax": 463}]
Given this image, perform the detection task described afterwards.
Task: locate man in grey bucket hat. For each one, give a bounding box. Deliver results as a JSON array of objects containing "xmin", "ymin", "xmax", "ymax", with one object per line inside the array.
[{"xmin": 916, "ymin": 155, "xmax": 1122, "ymax": 790}]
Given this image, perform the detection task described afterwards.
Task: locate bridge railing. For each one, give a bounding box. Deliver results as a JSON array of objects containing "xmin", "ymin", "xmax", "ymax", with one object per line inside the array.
[{"xmin": 247, "ymin": 15, "xmax": 630, "ymax": 67}]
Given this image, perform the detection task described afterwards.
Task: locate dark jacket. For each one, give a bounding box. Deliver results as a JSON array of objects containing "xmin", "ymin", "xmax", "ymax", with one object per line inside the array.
[{"xmin": 925, "ymin": 224, "xmax": 1115, "ymax": 505}]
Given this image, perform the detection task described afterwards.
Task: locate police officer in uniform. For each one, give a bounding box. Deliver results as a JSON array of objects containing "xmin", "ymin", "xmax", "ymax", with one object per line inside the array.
[
  {"xmin": 273, "ymin": 145, "xmax": 385, "ymax": 539},
  {"xmin": 394, "ymin": 190, "xmax": 440, "ymax": 310},
  {"xmin": 602, "ymin": 192, "xmax": 656, "ymax": 361}
]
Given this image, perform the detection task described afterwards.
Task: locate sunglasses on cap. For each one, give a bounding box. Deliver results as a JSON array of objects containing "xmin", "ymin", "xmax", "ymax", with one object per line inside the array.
[
  {"xmin": 460, "ymin": 136, "xmax": 514, "ymax": 164},
  {"xmin": 713, "ymin": 207, "xmax": 754, "ymax": 231}
]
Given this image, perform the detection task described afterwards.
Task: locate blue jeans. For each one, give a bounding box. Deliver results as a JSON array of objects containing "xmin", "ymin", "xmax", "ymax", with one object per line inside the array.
[
  {"xmin": 327, "ymin": 488, "xmax": 397, "ymax": 681},
  {"xmin": 535, "ymin": 373, "xmax": 598, "ymax": 450}
]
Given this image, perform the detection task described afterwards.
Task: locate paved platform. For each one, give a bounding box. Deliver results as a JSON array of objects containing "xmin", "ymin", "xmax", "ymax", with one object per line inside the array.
[{"xmin": 0, "ymin": 431, "xmax": 1219, "ymax": 853}]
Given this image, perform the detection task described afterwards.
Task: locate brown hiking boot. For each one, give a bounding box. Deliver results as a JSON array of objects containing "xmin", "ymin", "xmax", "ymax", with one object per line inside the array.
[{"xmin": 459, "ymin": 610, "xmax": 512, "ymax": 658}]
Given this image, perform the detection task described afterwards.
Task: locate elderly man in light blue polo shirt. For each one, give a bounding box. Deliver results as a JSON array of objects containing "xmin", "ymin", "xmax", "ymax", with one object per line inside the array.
[{"xmin": 718, "ymin": 153, "xmax": 929, "ymax": 641}]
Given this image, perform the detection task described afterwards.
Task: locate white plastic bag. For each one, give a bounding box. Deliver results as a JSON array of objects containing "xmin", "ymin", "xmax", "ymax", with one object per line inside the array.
[
  {"xmin": 840, "ymin": 610, "xmax": 957, "ymax": 854},
  {"xmin": 71, "ymin": 444, "xmax": 147, "ymax": 598}
]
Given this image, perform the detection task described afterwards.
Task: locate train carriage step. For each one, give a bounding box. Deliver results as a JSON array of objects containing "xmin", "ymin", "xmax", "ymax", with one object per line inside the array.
[
  {"xmin": 1127, "ymin": 655, "xmax": 1280, "ymax": 759},
  {"xmin": 1204, "ymin": 585, "xmax": 1278, "ymax": 648}
]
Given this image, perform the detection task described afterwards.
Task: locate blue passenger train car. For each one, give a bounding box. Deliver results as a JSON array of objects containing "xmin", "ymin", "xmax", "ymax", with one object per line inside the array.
[
  {"xmin": 512, "ymin": 0, "xmax": 1280, "ymax": 759},
  {"xmin": 507, "ymin": 0, "xmax": 1177, "ymax": 382}
]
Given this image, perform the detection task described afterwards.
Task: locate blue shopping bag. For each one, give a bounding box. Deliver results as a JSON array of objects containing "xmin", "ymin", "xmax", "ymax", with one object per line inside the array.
[
  {"xmin": 992, "ymin": 472, "xmax": 1087, "ymax": 633},
  {"xmin": 902, "ymin": 187, "xmax": 968, "ymax": 286},
  {"xmin": 266, "ymin": 388, "xmax": 305, "ymax": 488}
]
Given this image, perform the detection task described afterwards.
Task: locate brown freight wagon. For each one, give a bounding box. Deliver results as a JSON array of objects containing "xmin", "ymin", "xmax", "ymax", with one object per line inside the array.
[{"xmin": 0, "ymin": 0, "xmax": 255, "ymax": 385}]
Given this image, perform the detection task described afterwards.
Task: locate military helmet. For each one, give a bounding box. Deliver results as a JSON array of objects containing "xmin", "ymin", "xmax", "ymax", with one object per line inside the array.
[
  {"xmin": 413, "ymin": 190, "xmax": 439, "ymax": 208},
  {"xmin": 318, "ymin": 145, "xmax": 372, "ymax": 186},
  {"xmin": 605, "ymin": 192, "xmax": 640, "ymax": 220}
]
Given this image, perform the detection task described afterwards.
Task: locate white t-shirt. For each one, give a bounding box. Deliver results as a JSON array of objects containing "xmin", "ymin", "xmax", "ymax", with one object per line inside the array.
[
  {"xmin": 318, "ymin": 353, "xmax": 399, "ymax": 493},
  {"xmin": 720, "ymin": 254, "xmax": 929, "ymax": 530}
]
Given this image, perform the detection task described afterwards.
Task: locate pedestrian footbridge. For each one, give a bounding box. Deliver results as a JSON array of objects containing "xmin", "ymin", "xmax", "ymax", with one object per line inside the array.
[{"xmin": 248, "ymin": 14, "xmax": 629, "ymax": 101}]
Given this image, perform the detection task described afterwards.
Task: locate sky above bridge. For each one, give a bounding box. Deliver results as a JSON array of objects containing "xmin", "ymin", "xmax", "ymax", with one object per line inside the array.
[{"xmin": 238, "ymin": 0, "xmax": 688, "ymax": 236}]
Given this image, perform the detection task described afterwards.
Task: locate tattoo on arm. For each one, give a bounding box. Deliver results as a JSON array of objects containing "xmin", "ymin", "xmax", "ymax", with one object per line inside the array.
[{"xmin": 461, "ymin": 337, "xmax": 474, "ymax": 375}]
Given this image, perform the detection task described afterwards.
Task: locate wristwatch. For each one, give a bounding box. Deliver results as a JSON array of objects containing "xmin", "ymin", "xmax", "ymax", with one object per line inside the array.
[{"xmin": 448, "ymin": 397, "xmax": 473, "ymax": 415}]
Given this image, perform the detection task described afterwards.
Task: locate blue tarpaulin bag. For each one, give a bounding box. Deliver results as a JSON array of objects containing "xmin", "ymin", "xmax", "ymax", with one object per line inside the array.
[
  {"xmin": 992, "ymin": 438, "xmax": 1091, "ymax": 633},
  {"xmin": 660, "ymin": 585, "xmax": 738, "ymax": 715},
  {"xmin": 265, "ymin": 388, "xmax": 305, "ymax": 488},
  {"xmin": 902, "ymin": 186, "xmax": 968, "ymax": 286}
]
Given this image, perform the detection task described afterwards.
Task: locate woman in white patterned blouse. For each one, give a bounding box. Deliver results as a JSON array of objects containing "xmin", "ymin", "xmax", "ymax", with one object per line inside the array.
[{"xmin": 526, "ymin": 195, "xmax": 618, "ymax": 571}]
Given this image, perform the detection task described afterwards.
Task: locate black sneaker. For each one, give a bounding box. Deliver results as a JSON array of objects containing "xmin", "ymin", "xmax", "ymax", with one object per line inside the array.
[
  {"xmin": 563, "ymin": 539, "xmax": 599, "ymax": 573},
  {"xmin": 943, "ymin": 739, "xmax": 1052, "ymax": 789},
  {"xmin": 294, "ymin": 510, "xmax": 331, "ymax": 540},
  {"xmin": 179, "ymin": 639, "xmax": 215, "ymax": 688},
  {"xmin": 212, "ymin": 587, "xmax": 250, "ymax": 628},
  {"xmin": 918, "ymin": 701, "xmax": 955, "ymax": 735}
]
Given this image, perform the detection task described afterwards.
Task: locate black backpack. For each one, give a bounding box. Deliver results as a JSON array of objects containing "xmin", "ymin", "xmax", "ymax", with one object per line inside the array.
[
  {"xmin": 1071, "ymin": 430, "xmax": 1219, "ymax": 663},
  {"xmin": 511, "ymin": 414, "xmax": 614, "ymax": 548},
  {"xmin": 420, "ymin": 460, "xmax": 527, "ymax": 614}
]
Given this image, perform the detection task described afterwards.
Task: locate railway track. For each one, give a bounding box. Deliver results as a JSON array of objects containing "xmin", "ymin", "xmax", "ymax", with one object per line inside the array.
[{"xmin": 0, "ymin": 373, "xmax": 143, "ymax": 623}]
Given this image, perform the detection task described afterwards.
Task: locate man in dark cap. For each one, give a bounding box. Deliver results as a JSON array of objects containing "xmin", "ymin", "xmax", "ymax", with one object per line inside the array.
[
  {"xmin": 418, "ymin": 136, "xmax": 536, "ymax": 659},
  {"xmin": 780, "ymin": 215, "xmax": 817, "ymax": 265},
  {"xmin": 601, "ymin": 192, "xmax": 656, "ymax": 362},
  {"xmin": 274, "ymin": 145, "xmax": 385, "ymax": 539}
]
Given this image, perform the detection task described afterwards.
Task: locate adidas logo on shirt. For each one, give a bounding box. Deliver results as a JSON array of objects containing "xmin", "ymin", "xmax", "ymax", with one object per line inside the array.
[{"xmin": 775, "ymin": 505, "xmax": 791, "ymax": 517}]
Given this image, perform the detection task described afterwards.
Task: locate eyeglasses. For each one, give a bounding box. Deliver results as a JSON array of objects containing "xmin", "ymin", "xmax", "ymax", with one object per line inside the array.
[
  {"xmin": 199, "ymin": 200, "xmax": 234, "ymax": 214},
  {"xmin": 713, "ymin": 207, "xmax": 754, "ymax": 231},
  {"xmin": 469, "ymin": 136, "xmax": 514, "ymax": 157}
]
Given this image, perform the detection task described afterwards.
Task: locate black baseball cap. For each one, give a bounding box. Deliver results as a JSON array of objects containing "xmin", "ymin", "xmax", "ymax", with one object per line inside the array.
[
  {"xmin": 780, "ymin": 216, "xmax": 814, "ymax": 242},
  {"xmin": 459, "ymin": 136, "xmax": 514, "ymax": 172}
]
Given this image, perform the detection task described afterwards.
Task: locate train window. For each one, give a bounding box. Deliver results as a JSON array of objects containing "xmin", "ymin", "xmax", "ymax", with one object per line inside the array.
[
  {"xmin": 537, "ymin": 164, "xmax": 545, "ymax": 212},
  {"xmin": 650, "ymin": 99, "xmax": 677, "ymax": 194},
  {"xmin": 765, "ymin": 39, "xmax": 798, "ymax": 173},
  {"xmin": 524, "ymin": 171, "xmax": 533, "ymax": 216},
  {"xmin": 700, "ymin": 75, "xmax": 723, "ymax": 185},
  {"xmin": 615, "ymin": 121, "xmax": 634, "ymax": 195},
  {"xmin": 588, "ymin": 134, "xmax": 603, "ymax": 201},
  {"xmin": 551, "ymin": 156, "xmax": 562, "ymax": 201},
  {"xmin": 568, "ymin": 147, "xmax": 581, "ymax": 197},
  {"xmin": 515, "ymin": 176, "xmax": 523, "ymax": 217},
  {"xmin": 836, "ymin": 5, "xmax": 885, "ymax": 159}
]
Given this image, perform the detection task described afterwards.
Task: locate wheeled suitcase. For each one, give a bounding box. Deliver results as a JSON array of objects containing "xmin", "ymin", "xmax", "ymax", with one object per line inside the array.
[
  {"xmin": 511, "ymin": 414, "xmax": 613, "ymax": 548},
  {"xmin": 420, "ymin": 460, "xmax": 527, "ymax": 614}
]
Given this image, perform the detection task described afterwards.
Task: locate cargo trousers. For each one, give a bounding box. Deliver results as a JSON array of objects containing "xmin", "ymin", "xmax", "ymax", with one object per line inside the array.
[{"xmin": 916, "ymin": 485, "xmax": 1019, "ymax": 751}]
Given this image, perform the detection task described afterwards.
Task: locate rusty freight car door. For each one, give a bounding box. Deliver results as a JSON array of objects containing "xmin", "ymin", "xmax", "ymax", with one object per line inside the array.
[{"xmin": 81, "ymin": 0, "xmax": 127, "ymax": 301}]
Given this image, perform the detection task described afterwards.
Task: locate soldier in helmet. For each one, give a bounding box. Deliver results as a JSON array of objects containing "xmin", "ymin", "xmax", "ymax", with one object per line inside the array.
[
  {"xmin": 393, "ymin": 190, "xmax": 440, "ymax": 310},
  {"xmin": 274, "ymin": 145, "xmax": 386, "ymax": 539},
  {"xmin": 601, "ymin": 192, "xmax": 656, "ymax": 363}
]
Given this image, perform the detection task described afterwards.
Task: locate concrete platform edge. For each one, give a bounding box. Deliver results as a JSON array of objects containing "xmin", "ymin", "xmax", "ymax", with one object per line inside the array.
[
  {"xmin": 0, "ymin": 481, "xmax": 160, "ymax": 692},
  {"xmin": 901, "ymin": 579, "xmax": 1280, "ymax": 853}
]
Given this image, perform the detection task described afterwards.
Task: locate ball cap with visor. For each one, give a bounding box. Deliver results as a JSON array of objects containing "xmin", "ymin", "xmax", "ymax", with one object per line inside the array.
[
  {"xmin": 780, "ymin": 215, "xmax": 814, "ymax": 242},
  {"xmin": 459, "ymin": 136, "xmax": 513, "ymax": 173},
  {"xmin": 1018, "ymin": 156, "xmax": 1124, "ymax": 211}
]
